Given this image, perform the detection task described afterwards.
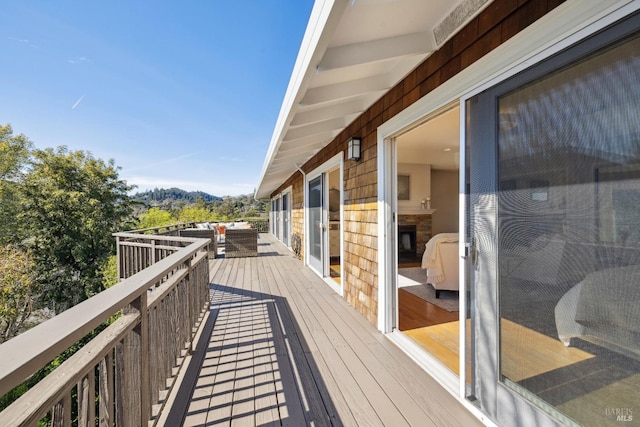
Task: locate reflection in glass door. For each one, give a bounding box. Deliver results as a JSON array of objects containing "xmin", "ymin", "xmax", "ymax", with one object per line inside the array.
[{"xmin": 308, "ymin": 175, "xmax": 324, "ymax": 274}]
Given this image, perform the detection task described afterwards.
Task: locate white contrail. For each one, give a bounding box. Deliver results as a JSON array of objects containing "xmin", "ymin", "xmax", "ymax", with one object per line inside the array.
[{"xmin": 71, "ymin": 94, "xmax": 85, "ymax": 110}]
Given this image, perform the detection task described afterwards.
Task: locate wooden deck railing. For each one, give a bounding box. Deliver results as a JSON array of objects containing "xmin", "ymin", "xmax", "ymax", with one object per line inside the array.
[
  {"xmin": 123, "ymin": 221, "xmax": 200, "ymax": 237},
  {"xmin": 0, "ymin": 232, "xmax": 212, "ymax": 426}
]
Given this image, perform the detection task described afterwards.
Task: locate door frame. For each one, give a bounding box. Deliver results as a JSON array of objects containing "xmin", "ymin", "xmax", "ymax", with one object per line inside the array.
[
  {"xmin": 281, "ymin": 186, "xmax": 292, "ymax": 247},
  {"xmin": 305, "ymin": 152, "xmax": 344, "ymax": 295},
  {"xmin": 378, "ymin": 101, "xmax": 464, "ymax": 396},
  {"xmin": 376, "ymin": 1, "xmax": 637, "ymax": 424},
  {"xmin": 275, "ymin": 195, "xmax": 281, "ymax": 240}
]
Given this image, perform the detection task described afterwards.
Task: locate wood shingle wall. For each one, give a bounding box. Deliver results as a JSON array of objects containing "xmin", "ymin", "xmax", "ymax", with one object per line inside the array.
[{"xmin": 271, "ymin": 0, "xmax": 565, "ymax": 325}]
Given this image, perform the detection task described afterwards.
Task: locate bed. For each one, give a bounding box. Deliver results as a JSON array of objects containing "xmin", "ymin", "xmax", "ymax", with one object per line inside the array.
[
  {"xmin": 421, "ymin": 233, "xmax": 459, "ymax": 298},
  {"xmin": 555, "ymin": 264, "xmax": 640, "ymax": 358}
]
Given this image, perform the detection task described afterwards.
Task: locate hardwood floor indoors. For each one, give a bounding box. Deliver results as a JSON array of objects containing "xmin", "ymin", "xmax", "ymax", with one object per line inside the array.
[
  {"xmin": 398, "ymin": 285, "xmax": 461, "ymax": 376},
  {"xmin": 398, "ymin": 288, "xmax": 458, "ymax": 330},
  {"xmin": 329, "ymin": 259, "xmax": 341, "ymax": 284},
  {"xmin": 398, "ymin": 283, "xmax": 601, "ymax": 386}
]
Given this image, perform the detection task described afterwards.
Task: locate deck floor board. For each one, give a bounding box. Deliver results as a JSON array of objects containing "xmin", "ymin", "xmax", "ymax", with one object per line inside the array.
[{"xmin": 179, "ymin": 234, "xmax": 483, "ymax": 426}]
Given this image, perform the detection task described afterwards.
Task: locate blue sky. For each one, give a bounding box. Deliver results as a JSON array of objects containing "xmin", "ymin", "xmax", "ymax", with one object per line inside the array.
[{"xmin": 1, "ymin": 1, "xmax": 314, "ymax": 197}]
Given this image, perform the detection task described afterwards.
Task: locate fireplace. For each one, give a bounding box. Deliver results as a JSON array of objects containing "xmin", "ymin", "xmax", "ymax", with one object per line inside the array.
[
  {"xmin": 398, "ymin": 225, "xmax": 417, "ymax": 260},
  {"xmin": 397, "ymin": 214, "xmax": 432, "ymax": 261}
]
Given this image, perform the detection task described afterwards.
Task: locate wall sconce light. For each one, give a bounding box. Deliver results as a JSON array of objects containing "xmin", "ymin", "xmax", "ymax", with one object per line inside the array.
[{"xmin": 347, "ymin": 137, "xmax": 361, "ymax": 161}]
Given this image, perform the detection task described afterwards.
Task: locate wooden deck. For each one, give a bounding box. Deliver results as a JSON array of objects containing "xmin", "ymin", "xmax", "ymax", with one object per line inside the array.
[{"xmin": 162, "ymin": 233, "xmax": 483, "ymax": 426}]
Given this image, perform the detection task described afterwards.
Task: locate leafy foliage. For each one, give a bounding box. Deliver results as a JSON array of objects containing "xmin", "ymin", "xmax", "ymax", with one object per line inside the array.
[
  {"xmin": 177, "ymin": 205, "xmax": 215, "ymax": 223},
  {"xmin": 135, "ymin": 193, "xmax": 268, "ymax": 227},
  {"xmin": 0, "ymin": 124, "xmax": 33, "ymax": 245},
  {"xmin": 20, "ymin": 147, "xmax": 134, "ymax": 311},
  {"xmin": 0, "ymin": 124, "xmax": 32, "ymax": 182},
  {"xmin": 99, "ymin": 255, "xmax": 119, "ymax": 290},
  {"xmin": 133, "ymin": 187, "xmax": 222, "ymax": 204},
  {"xmin": 209, "ymin": 194, "xmax": 268, "ymax": 220},
  {"xmin": 0, "ymin": 245, "xmax": 38, "ymax": 343},
  {"xmin": 137, "ymin": 207, "xmax": 177, "ymax": 229}
]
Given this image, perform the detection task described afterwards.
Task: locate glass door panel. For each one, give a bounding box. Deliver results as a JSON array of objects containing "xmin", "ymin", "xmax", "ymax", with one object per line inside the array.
[
  {"xmin": 308, "ymin": 175, "xmax": 324, "ymax": 274},
  {"xmin": 275, "ymin": 197, "xmax": 281, "ymax": 239},
  {"xmin": 467, "ymin": 16, "xmax": 640, "ymax": 427},
  {"xmin": 496, "ymin": 31, "xmax": 640, "ymax": 426},
  {"xmin": 282, "ymin": 193, "xmax": 290, "ymax": 247}
]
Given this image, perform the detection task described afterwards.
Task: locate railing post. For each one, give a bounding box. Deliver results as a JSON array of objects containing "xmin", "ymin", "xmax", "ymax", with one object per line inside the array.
[
  {"xmin": 116, "ymin": 235, "xmax": 122, "ymax": 281},
  {"xmin": 187, "ymin": 257, "xmax": 195, "ymax": 354},
  {"xmin": 123, "ymin": 292, "xmax": 150, "ymax": 425},
  {"xmin": 139, "ymin": 292, "xmax": 151, "ymax": 425},
  {"xmin": 115, "ymin": 341, "xmax": 125, "ymax": 426}
]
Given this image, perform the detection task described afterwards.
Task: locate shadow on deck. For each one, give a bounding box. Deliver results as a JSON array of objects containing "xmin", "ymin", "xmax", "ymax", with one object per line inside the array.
[
  {"xmin": 171, "ymin": 285, "xmax": 340, "ymax": 426},
  {"xmin": 161, "ymin": 234, "xmax": 482, "ymax": 427}
]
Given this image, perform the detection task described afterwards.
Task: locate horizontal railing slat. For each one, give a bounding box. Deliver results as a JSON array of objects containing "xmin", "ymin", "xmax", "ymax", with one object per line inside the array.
[{"xmin": 117, "ymin": 241, "xmax": 182, "ymax": 252}]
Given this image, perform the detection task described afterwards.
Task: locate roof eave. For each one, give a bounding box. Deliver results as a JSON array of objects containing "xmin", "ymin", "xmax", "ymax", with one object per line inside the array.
[{"xmin": 255, "ymin": 0, "xmax": 350, "ymax": 199}]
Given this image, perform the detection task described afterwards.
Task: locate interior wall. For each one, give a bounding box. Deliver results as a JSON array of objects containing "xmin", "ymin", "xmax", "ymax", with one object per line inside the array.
[
  {"xmin": 397, "ymin": 163, "xmax": 431, "ymax": 212},
  {"xmin": 431, "ymin": 170, "xmax": 459, "ymax": 235},
  {"xmin": 329, "ymin": 169, "xmax": 340, "ymax": 191}
]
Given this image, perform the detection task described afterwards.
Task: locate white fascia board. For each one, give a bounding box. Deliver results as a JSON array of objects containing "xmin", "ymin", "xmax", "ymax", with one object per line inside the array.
[{"xmin": 255, "ymin": 0, "xmax": 351, "ymax": 200}]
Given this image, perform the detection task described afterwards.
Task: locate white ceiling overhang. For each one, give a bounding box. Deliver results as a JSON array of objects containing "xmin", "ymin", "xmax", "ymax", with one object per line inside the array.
[{"xmin": 255, "ymin": 0, "xmax": 493, "ymax": 199}]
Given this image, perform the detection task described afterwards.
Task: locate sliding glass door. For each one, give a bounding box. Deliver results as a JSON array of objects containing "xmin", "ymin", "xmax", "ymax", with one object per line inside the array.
[
  {"xmin": 282, "ymin": 192, "xmax": 290, "ymax": 247},
  {"xmin": 466, "ymin": 14, "xmax": 640, "ymax": 426},
  {"xmin": 307, "ymin": 155, "xmax": 343, "ymax": 293},
  {"xmin": 308, "ymin": 174, "xmax": 324, "ymax": 275}
]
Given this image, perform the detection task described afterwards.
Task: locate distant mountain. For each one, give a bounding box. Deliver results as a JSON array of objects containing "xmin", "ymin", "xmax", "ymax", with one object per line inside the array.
[{"xmin": 133, "ymin": 187, "xmax": 223, "ymax": 204}]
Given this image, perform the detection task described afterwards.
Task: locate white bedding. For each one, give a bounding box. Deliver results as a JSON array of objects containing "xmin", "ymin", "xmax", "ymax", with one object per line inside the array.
[{"xmin": 421, "ymin": 233, "xmax": 458, "ymax": 284}]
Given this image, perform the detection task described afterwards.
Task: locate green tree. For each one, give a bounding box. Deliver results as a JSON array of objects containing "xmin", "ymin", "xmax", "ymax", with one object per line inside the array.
[
  {"xmin": 194, "ymin": 196, "xmax": 208, "ymax": 210},
  {"xmin": 137, "ymin": 207, "xmax": 176, "ymax": 229},
  {"xmin": 0, "ymin": 245, "xmax": 38, "ymax": 343},
  {"xmin": 0, "ymin": 124, "xmax": 33, "ymax": 245},
  {"xmin": 214, "ymin": 196, "xmax": 238, "ymax": 220},
  {"xmin": 20, "ymin": 147, "xmax": 134, "ymax": 312},
  {"xmin": 0, "ymin": 124, "xmax": 31, "ymax": 182},
  {"xmin": 99, "ymin": 255, "xmax": 119, "ymax": 289},
  {"xmin": 177, "ymin": 205, "xmax": 213, "ymax": 223}
]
